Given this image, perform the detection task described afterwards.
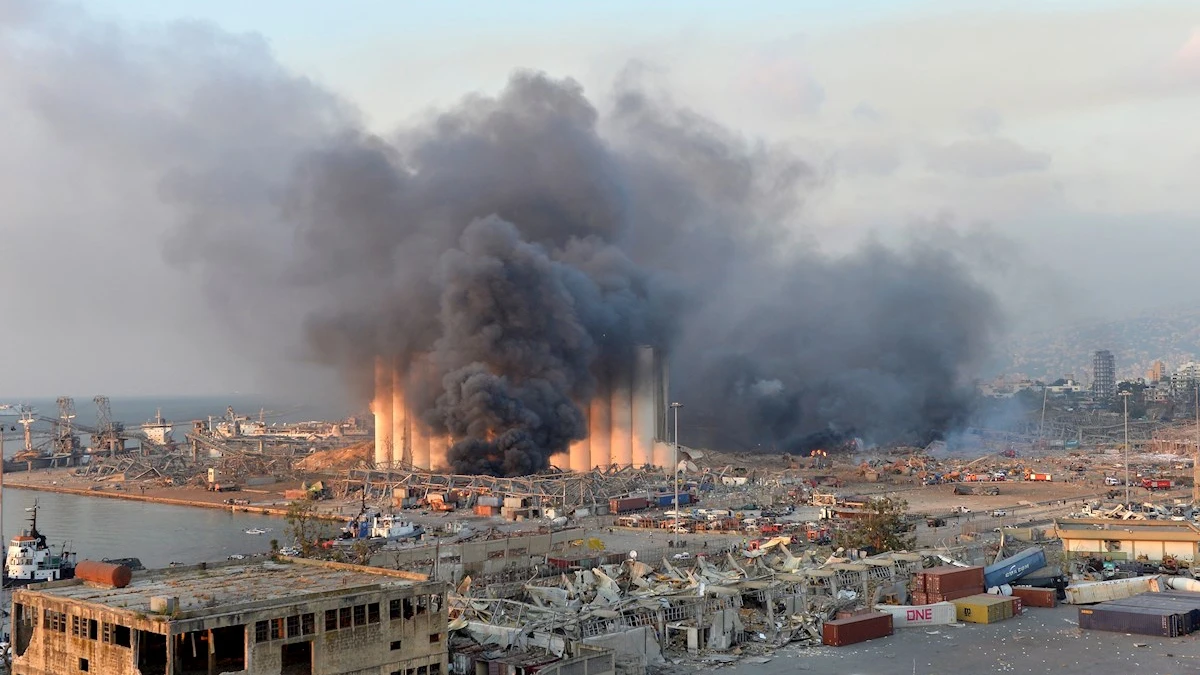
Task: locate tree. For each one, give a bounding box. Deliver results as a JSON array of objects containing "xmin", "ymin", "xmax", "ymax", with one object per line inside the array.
[
  {"xmin": 286, "ymin": 498, "xmax": 325, "ymax": 557},
  {"xmin": 834, "ymin": 497, "xmax": 915, "ymax": 554}
]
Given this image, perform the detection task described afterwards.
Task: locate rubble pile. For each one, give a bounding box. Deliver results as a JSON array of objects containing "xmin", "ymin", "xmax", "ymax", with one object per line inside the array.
[{"xmin": 447, "ymin": 542, "xmax": 932, "ymax": 667}]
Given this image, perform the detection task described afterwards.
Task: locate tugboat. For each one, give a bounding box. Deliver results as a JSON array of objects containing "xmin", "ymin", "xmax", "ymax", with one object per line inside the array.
[
  {"xmin": 4, "ymin": 502, "xmax": 76, "ymax": 587},
  {"xmin": 331, "ymin": 510, "xmax": 423, "ymax": 548}
]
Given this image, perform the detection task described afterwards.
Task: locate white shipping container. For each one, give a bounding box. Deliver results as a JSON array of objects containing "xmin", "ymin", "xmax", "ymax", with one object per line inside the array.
[
  {"xmin": 874, "ymin": 602, "xmax": 958, "ymax": 627},
  {"xmin": 573, "ymin": 508, "xmax": 590, "ymax": 518},
  {"xmin": 1065, "ymin": 575, "xmax": 1165, "ymax": 605},
  {"xmin": 504, "ymin": 497, "xmax": 526, "ymax": 508}
]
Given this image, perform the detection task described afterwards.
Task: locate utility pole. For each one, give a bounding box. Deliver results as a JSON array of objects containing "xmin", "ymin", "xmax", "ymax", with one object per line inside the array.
[
  {"xmin": 1194, "ymin": 384, "xmax": 1199, "ymax": 507},
  {"xmin": 1039, "ymin": 384, "xmax": 1048, "ymax": 445},
  {"xmin": 1120, "ymin": 390, "xmax": 1132, "ymax": 505},
  {"xmin": 670, "ymin": 402, "xmax": 683, "ymax": 549}
]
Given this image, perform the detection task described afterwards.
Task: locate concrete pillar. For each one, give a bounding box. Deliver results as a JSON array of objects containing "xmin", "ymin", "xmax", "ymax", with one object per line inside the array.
[
  {"xmin": 410, "ymin": 362, "xmax": 432, "ymax": 470},
  {"xmin": 611, "ymin": 366, "xmax": 634, "ymax": 467},
  {"xmin": 391, "ymin": 364, "xmax": 408, "ymax": 468},
  {"xmin": 569, "ymin": 400, "xmax": 591, "ymax": 473},
  {"xmin": 374, "ymin": 356, "xmax": 393, "ymax": 468},
  {"xmin": 631, "ymin": 346, "xmax": 656, "ymax": 467},
  {"xmin": 589, "ymin": 389, "xmax": 612, "ymax": 470}
]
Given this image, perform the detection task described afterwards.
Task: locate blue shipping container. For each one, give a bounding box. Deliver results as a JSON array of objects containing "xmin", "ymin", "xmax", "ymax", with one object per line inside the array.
[
  {"xmin": 657, "ymin": 494, "xmax": 692, "ymax": 507},
  {"xmin": 984, "ymin": 547, "xmax": 1047, "ymax": 589}
]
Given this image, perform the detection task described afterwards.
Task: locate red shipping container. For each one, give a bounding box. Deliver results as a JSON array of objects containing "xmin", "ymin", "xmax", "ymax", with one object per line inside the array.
[
  {"xmin": 913, "ymin": 574, "xmax": 927, "ymax": 591},
  {"xmin": 1011, "ymin": 586, "xmax": 1057, "ymax": 608},
  {"xmin": 1010, "ymin": 597, "xmax": 1023, "ymax": 615},
  {"xmin": 911, "ymin": 591, "xmax": 928, "ymax": 605},
  {"xmin": 924, "ymin": 586, "xmax": 984, "ymax": 603},
  {"xmin": 923, "ymin": 566, "xmax": 985, "ymax": 594},
  {"xmin": 822, "ymin": 612, "xmax": 893, "ymax": 647}
]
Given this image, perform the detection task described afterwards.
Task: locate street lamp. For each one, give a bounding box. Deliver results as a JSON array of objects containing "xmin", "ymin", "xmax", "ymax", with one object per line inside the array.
[
  {"xmin": 1120, "ymin": 390, "xmax": 1132, "ymax": 505},
  {"xmin": 670, "ymin": 402, "xmax": 683, "ymax": 549}
]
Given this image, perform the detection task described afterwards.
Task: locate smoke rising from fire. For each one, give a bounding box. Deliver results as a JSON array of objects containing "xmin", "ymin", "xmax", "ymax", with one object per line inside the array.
[{"xmin": 1, "ymin": 4, "xmax": 1002, "ymax": 474}]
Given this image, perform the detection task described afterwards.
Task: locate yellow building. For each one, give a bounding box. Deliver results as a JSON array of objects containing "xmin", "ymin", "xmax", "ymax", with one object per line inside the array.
[{"xmin": 1054, "ymin": 518, "xmax": 1200, "ymax": 562}]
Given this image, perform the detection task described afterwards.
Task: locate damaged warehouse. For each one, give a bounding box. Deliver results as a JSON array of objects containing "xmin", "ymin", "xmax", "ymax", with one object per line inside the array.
[{"xmin": 10, "ymin": 558, "xmax": 449, "ymax": 675}]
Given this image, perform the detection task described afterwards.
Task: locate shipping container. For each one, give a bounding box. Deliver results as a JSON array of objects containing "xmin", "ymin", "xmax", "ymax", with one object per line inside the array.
[
  {"xmin": 1010, "ymin": 597, "xmax": 1023, "ymax": 616},
  {"xmin": 821, "ymin": 612, "xmax": 893, "ymax": 646},
  {"xmin": 1065, "ymin": 576, "xmax": 1164, "ymax": 605},
  {"xmin": 1142, "ymin": 479, "xmax": 1173, "ymax": 490},
  {"xmin": 918, "ymin": 587, "xmax": 984, "ymax": 604},
  {"xmin": 477, "ymin": 495, "xmax": 502, "ymax": 507},
  {"xmin": 984, "ymin": 547, "xmax": 1047, "ymax": 589},
  {"xmin": 921, "ymin": 566, "xmax": 986, "ymax": 594},
  {"xmin": 1027, "ymin": 473, "xmax": 1052, "ymax": 481},
  {"xmin": 573, "ymin": 508, "xmax": 590, "ymax": 518},
  {"xmin": 1106, "ymin": 594, "xmax": 1200, "ymax": 634},
  {"xmin": 474, "ymin": 505, "xmax": 500, "ymax": 517},
  {"xmin": 1079, "ymin": 605, "xmax": 1181, "ymax": 637},
  {"xmin": 393, "ymin": 487, "xmax": 409, "ymax": 499},
  {"xmin": 609, "ymin": 497, "xmax": 650, "ymax": 514},
  {"xmin": 1011, "ymin": 586, "xmax": 1058, "ymax": 608},
  {"xmin": 873, "ymin": 602, "xmax": 957, "ymax": 627},
  {"xmin": 953, "ymin": 595, "xmax": 1013, "ymax": 624},
  {"xmin": 504, "ymin": 496, "xmax": 527, "ymax": 508}
]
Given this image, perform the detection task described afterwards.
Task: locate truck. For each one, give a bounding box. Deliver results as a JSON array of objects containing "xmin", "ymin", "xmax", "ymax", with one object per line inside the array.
[{"xmin": 1142, "ymin": 478, "xmax": 1172, "ymax": 491}]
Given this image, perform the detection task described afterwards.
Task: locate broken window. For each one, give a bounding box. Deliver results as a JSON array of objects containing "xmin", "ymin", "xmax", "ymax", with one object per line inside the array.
[
  {"xmin": 430, "ymin": 594, "xmax": 442, "ymax": 613},
  {"xmin": 325, "ymin": 609, "xmax": 338, "ymax": 632},
  {"xmin": 418, "ymin": 665, "xmax": 428, "ymax": 675},
  {"xmin": 212, "ymin": 624, "xmax": 246, "ymax": 672},
  {"xmin": 255, "ymin": 621, "xmax": 270, "ymax": 643},
  {"xmin": 430, "ymin": 664, "xmax": 441, "ymax": 675},
  {"xmin": 78, "ymin": 657, "xmax": 89, "ymax": 672},
  {"xmin": 70, "ymin": 615, "xmax": 82, "ymax": 637},
  {"xmin": 272, "ymin": 617, "xmax": 286, "ymax": 640},
  {"xmin": 339, "ymin": 607, "xmax": 352, "ymax": 630},
  {"xmin": 354, "ymin": 604, "xmax": 366, "ymax": 626},
  {"xmin": 368, "ymin": 603, "xmax": 380, "ymax": 624},
  {"xmin": 113, "ymin": 625, "xmax": 131, "ymax": 648},
  {"xmin": 301, "ymin": 613, "xmax": 315, "ymax": 635},
  {"xmin": 88, "ymin": 619, "xmax": 98, "ymax": 641},
  {"xmin": 287, "ymin": 615, "xmax": 301, "ymax": 638},
  {"xmin": 389, "ymin": 598, "xmax": 402, "ymax": 620},
  {"xmin": 136, "ymin": 631, "xmax": 168, "ymax": 674},
  {"xmin": 390, "ymin": 640, "xmax": 402, "ymax": 650},
  {"xmin": 403, "ymin": 598, "xmax": 415, "ymax": 620},
  {"xmin": 429, "ymin": 633, "xmax": 441, "ymax": 644},
  {"xmin": 416, "ymin": 595, "xmax": 428, "ymax": 615}
]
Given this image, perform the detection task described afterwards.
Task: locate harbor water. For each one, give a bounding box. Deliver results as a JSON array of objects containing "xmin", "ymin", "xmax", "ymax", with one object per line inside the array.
[{"xmin": 0, "ymin": 488, "xmax": 281, "ymax": 569}]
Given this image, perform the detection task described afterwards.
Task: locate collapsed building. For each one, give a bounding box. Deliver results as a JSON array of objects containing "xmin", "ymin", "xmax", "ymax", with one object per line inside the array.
[
  {"xmin": 374, "ymin": 347, "xmax": 672, "ymax": 473},
  {"xmin": 11, "ymin": 558, "xmax": 449, "ymax": 675},
  {"xmin": 447, "ymin": 541, "xmax": 927, "ymax": 671}
]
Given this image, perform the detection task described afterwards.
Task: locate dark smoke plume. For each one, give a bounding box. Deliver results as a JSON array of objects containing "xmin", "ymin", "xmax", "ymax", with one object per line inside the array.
[{"xmin": 1, "ymin": 3, "xmax": 1002, "ymax": 474}]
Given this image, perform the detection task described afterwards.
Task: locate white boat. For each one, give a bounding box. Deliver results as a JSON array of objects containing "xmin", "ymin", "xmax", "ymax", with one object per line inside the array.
[
  {"xmin": 5, "ymin": 503, "xmax": 76, "ymax": 586},
  {"xmin": 244, "ymin": 528, "xmax": 267, "ymax": 535},
  {"xmin": 142, "ymin": 408, "xmax": 174, "ymax": 445},
  {"xmin": 334, "ymin": 511, "xmax": 423, "ymax": 547}
]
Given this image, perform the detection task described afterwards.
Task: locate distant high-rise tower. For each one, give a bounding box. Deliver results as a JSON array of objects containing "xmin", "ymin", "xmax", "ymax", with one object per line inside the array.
[
  {"xmin": 1092, "ymin": 350, "xmax": 1116, "ymax": 400},
  {"xmin": 1147, "ymin": 360, "xmax": 1165, "ymax": 383}
]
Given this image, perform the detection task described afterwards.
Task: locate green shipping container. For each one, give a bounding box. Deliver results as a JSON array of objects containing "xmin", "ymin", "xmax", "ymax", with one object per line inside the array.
[{"xmin": 953, "ymin": 595, "xmax": 1012, "ymax": 624}]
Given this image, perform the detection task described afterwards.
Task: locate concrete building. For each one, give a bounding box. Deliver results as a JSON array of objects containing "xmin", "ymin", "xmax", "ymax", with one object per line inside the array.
[
  {"xmin": 11, "ymin": 557, "xmax": 448, "ymax": 675},
  {"xmin": 1091, "ymin": 350, "xmax": 1116, "ymax": 400},
  {"xmin": 1054, "ymin": 518, "xmax": 1200, "ymax": 562},
  {"xmin": 376, "ymin": 347, "xmax": 670, "ymax": 473}
]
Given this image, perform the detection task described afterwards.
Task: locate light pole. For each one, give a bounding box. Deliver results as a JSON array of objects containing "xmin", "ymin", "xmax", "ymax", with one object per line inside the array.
[
  {"xmin": 1120, "ymin": 390, "xmax": 1132, "ymax": 505},
  {"xmin": 670, "ymin": 402, "xmax": 683, "ymax": 549}
]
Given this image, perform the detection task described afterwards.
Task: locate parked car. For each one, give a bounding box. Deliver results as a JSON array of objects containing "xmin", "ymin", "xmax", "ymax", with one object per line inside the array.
[{"xmin": 991, "ymin": 509, "xmax": 1008, "ymax": 517}]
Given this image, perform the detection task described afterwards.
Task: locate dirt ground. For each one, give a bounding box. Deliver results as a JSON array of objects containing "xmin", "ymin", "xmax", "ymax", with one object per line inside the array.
[{"xmin": 706, "ymin": 605, "xmax": 1200, "ymax": 675}]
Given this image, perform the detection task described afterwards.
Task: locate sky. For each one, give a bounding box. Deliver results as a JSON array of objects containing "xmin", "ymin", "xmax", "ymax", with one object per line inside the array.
[{"xmin": 1, "ymin": 0, "xmax": 1198, "ymax": 398}]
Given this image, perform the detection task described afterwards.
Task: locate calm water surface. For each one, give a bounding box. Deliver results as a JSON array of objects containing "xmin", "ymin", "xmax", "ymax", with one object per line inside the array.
[{"xmin": 0, "ymin": 487, "xmax": 282, "ymax": 568}]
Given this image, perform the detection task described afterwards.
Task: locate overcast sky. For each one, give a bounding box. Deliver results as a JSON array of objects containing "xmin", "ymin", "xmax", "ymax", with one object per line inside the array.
[{"xmin": 1, "ymin": 0, "xmax": 1198, "ymax": 398}]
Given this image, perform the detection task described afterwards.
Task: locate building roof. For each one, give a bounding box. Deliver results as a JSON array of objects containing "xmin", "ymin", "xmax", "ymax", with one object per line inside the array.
[
  {"xmin": 18, "ymin": 558, "xmax": 432, "ymax": 619},
  {"xmin": 1054, "ymin": 518, "xmax": 1200, "ymax": 543}
]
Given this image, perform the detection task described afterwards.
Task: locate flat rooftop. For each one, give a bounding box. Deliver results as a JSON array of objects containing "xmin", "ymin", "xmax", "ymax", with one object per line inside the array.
[{"xmin": 21, "ymin": 558, "xmax": 430, "ymax": 617}]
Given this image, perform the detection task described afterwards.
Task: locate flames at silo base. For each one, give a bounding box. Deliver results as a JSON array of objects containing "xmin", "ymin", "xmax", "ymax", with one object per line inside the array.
[{"xmin": 372, "ymin": 346, "xmax": 669, "ymax": 475}]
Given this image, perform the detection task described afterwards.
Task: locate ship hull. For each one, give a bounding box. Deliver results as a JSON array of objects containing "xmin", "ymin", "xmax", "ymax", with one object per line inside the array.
[{"xmin": 3, "ymin": 568, "xmax": 75, "ymax": 589}]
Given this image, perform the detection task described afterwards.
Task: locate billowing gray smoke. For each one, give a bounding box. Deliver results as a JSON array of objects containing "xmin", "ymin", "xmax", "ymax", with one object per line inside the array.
[{"xmin": 1, "ymin": 3, "xmax": 1001, "ymax": 474}]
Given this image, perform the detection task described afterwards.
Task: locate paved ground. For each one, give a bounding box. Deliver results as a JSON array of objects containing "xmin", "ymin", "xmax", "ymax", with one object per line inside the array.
[{"xmin": 709, "ymin": 606, "xmax": 1200, "ymax": 675}]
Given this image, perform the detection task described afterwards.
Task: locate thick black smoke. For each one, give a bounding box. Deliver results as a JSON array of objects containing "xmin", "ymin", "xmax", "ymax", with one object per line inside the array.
[{"xmin": 1, "ymin": 3, "xmax": 1002, "ymax": 474}]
